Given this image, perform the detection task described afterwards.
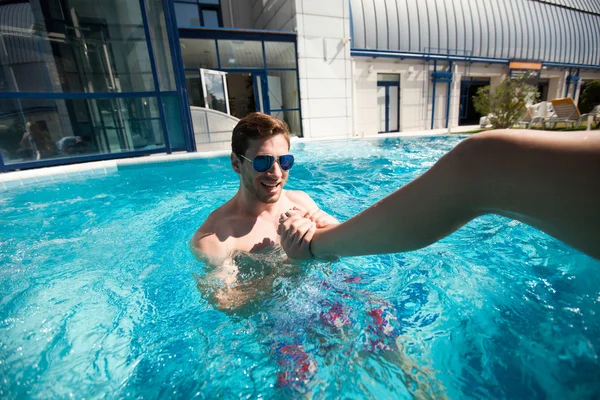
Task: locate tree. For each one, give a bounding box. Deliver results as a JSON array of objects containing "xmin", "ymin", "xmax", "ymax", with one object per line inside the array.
[
  {"xmin": 578, "ymin": 80, "xmax": 600, "ymax": 114},
  {"xmin": 473, "ymin": 73, "xmax": 540, "ymax": 129}
]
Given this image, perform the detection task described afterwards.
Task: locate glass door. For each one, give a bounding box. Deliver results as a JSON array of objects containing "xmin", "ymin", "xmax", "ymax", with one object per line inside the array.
[
  {"xmin": 377, "ymin": 81, "xmax": 400, "ymax": 133},
  {"xmin": 200, "ymin": 69, "xmax": 230, "ymax": 114}
]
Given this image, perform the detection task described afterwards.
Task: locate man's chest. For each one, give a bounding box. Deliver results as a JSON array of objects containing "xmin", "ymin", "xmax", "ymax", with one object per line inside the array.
[{"xmin": 226, "ymin": 218, "xmax": 281, "ymax": 253}]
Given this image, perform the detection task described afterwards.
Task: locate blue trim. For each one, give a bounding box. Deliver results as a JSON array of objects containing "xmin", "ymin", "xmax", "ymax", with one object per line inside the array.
[
  {"xmin": 385, "ymin": 87, "xmax": 390, "ymax": 132},
  {"xmin": 376, "ymin": 81, "xmax": 398, "ymax": 86},
  {"xmin": 183, "ymin": 67, "xmax": 295, "ymax": 72},
  {"xmin": 351, "ymin": 48, "xmax": 510, "ymax": 64},
  {"xmin": 431, "ymin": 60, "xmax": 437, "ymax": 130},
  {"xmin": 446, "ymin": 61, "xmax": 453, "ymax": 129},
  {"xmin": 264, "ymin": 67, "xmax": 298, "ymax": 71},
  {"xmin": 139, "ymin": 0, "xmax": 172, "ymax": 154},
  {"xmin": 270, "ymin": 108, "xmax": 300, "ymax": 112},
  {"xmin": 2, "ymin": 148, "xmax": 169, "ymax": 172},
  {"xmin": 178, "ymin": 26, "xmax": 297, "ymax": 40},
  {"xmin": 0, "ymin": 91, "xmax": 176, "ymax": 100},
  {"xmin": 351, "ymin": 48, "xmax": 600, "ymax": 70},
  {"xmin": 165, "ymin": 0, "xmax": 197, "ymax": 152},
  {"xmin": 218, "ymin": 66, "xmax": 262, "ymax": 72}
]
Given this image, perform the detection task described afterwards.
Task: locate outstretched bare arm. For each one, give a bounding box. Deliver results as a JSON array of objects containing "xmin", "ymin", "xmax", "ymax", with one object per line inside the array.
[{"xmin": 285, "ymin": 130, "xmax": 600, "ymax": 260}]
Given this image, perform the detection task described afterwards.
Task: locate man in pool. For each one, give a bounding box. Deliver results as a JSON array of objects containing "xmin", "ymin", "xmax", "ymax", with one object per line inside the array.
[{"xmin": 191, "ymin": 112, "xmax": 338, "ymax": 309}]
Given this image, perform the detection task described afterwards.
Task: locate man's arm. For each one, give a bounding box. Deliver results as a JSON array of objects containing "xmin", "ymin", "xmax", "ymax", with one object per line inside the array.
[
  {"xmin": 281, "ymin": 130, "xmax": 600, "ymax": 261},
  {"xmin": 190, "ymin": 228, "xmax": 230, "ymax": 267}
]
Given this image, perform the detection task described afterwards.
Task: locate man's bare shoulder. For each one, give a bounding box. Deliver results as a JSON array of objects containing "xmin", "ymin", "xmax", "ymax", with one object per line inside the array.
[
  {"xmin": 284, "ymin": 190, "xmax": 319, "ymax": 212},
  {"xmin": 191, "ymin": 205, "xmax": 234, "ymax": 264}
]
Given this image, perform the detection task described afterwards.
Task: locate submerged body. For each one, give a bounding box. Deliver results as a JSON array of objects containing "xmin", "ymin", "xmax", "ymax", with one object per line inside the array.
[{"xmin": 191, "ymin": 114, "xmax": 337, "ymax": 310}]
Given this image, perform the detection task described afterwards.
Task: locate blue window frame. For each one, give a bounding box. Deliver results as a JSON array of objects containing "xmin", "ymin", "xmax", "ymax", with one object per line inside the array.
[
  {"xmin": 0, "ymin": 0, "xmax": 190, "ymax": 172},
  {"xmin": 177, "ymin": 28, "xmax": 302, "ymax": 137},
  {"xmin": 173, "ymin": 0, "xmax": 222, "ymax": 28},
  {"xmin": 377, "ymin": 81, "xmax": 400, "ymax": 133}
]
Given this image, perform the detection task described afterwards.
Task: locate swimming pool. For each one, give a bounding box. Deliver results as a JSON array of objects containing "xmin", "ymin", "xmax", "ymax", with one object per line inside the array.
[{"xmin": 1, "ymin": 136, "xmax": 599, "ymax": 398}]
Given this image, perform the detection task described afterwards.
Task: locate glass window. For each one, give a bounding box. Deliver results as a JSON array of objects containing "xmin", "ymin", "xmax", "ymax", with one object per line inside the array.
[
  {"xmin": 185, "ymin": 70, "xmax": 205, "ymax": 107},
  {"xmin": 174, "ymin": 3, "xmax": 200, "ymax": 27},
  {"xmin": 265, "ymin": 42, "xmax": 297, "ymax": 69},
  {"xmin": 218, "ymin": 40, "xmax": 264, "ymax": 69},
  {"xmin": 180, "ymin": 39, "xmax": 218, "ymax": 69},
  {"xmin": 378, "ymin": 73, "xmax": 400, "ymax": 82},
  {"xmin": 163, "ymin": 95, "xmax": 186, "ymax": 150},
  {"xmin": 266, "ymin": 71, "xmax": 299, "ymax": 110},
  {"xmin": 202, "ymin": 9, "xmax": 220, "ymax": 27},
  {"xmin": 199, "ymin": 0, "xmax": 220, "ymax": 5},
  {"xmin": 272, "ymin": 110, "xmax": 301, "ymax": 137},
  {"xmin": 146, "ymin": 0, "xmax": 176, "ymax": 90},
  {"xmin": 0, "ymin": 96, "xmax": 165, "ymax": 164},
  {"xmin": 0, "ymin": 0, "xmax": 155, "ymax": 93}
]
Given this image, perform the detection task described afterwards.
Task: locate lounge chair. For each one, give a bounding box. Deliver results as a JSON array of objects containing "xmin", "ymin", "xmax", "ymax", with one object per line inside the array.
[
  {"xmin": 513, "ymin": 107, "xmax": 533, "ymax": 128},
  {"xmin": 542, "ymin": 97, "xmax": 599, "ymax": 129}
]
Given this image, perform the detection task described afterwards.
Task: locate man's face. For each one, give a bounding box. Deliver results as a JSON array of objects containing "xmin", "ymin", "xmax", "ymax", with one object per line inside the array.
[{"xmin": 237, "ymin": 134, "xmax": 290, "ymax": 204}]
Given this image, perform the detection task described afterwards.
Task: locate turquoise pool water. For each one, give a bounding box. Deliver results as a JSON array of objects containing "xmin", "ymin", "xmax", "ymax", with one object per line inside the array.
[{"xmin": 1, "ymin": 136, "xmax": 599, "ymax": 399}]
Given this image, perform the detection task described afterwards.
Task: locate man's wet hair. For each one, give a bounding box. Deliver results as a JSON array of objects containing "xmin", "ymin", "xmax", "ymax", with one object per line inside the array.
[{"xmin": 231, "ymin": 112, "xmax": 290, "ymax": 157}]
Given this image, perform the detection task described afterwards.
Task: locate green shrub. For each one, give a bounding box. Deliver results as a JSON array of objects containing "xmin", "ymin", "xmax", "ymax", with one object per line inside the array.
[
  {"xmin": 473, "ymin": 74, "xmax": 539, "ymax": 129},
  {"xmin": 579, "ymin": 80, "xmax": 600, "ymax": 114}
]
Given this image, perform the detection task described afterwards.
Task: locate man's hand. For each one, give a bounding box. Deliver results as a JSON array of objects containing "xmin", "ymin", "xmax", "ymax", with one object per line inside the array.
[{"xmin": 278, "ymin": 209, "xmax": 316, "ymax": 260}]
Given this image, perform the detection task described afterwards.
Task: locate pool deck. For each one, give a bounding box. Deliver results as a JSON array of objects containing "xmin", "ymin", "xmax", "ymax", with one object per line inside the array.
[{"xmin": 0, "ymin": 125, "xmax": 478, "ymax": 190}]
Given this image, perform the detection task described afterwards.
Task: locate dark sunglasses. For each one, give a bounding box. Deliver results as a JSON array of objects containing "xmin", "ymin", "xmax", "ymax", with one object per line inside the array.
[{"xmin": 238, "ymin": 153, "xmax": 295, "ymax": 172}]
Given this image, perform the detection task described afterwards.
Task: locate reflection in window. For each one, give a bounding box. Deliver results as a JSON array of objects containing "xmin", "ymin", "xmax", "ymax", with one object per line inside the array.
[
  {"xmin": 174, "ymin": 2, "xmax": 200, "ymax": 27},
  {"xmin": 147, "ymin": 0, "xmax": 176, "ymax": 90},
  {"xmin": 272, "ymin": 110, "xmax": 300, "ymax": 137},
  {"xmin": 267, "ymin": 71, "xmax": 299, "ymax": 110},
  {"xmin": 202, "ymin": 71, "xmax": 228, "ymax": 114},
  {"xmin": 163, "ymin": 95, "xmax": 185, "ymax": 149},
  {"xmin": 185, "ymin": 70, "xmax": 205, "ymax": 107},
  {"xmin": 174, "ymin": 0, "xmax": 221, "ymax": 27},
  {"xmin": 202, "ymin": 9, "xmax": 220, "ymax": 27},
  {"xmin": 265, "ymin": 42, "xmax": 297, "ymax": 69},
  {"xmin": 180, "ymin": 39, "xmax": 218, "ymax": 69},
  {"xmin": 0, "ymin": 96, "xmax": 165, "ymax": 164},
  {"xmin": 0, "ymin": 0, "xmax": 155, "ymax": 93},
  {"xmin": 218, "ymin": 40, "xmax": 264, "ymax": 68}
]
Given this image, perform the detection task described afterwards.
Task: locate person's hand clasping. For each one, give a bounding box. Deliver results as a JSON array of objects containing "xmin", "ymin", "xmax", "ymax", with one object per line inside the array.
[
  {"xmin": 306, "ymin": 208, "xmax": 339, "ymax": 228},
  {"xmin": 278, "ymin": 209, "xmax": 316, "ymax": 260}
]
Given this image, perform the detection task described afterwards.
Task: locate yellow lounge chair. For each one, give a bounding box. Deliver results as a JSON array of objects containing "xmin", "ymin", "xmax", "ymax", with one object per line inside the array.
[{"xmin": 543, "ymin": 97, "xmax": 599, "ymax": 129}]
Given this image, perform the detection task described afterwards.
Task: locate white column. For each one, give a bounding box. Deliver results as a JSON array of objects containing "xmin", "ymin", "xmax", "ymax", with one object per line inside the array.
[{"xmin": 295, "ymin": 0, "xmax": 352, "ymax": 139}]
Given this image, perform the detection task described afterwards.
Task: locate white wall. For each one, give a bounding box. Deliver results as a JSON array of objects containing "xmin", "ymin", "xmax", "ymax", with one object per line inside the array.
[
  {"xmin": 353, "ymin": 59, "xmax": 511, "ymax": 135},
  {"xmin": 295, "ymin": 0, "xmax": 352, "ymax": 138}
]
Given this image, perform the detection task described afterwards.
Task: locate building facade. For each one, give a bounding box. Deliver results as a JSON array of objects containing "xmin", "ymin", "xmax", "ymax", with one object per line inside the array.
[{"xmin": 0, "ymin": 0, "xmax": 599, "ymax": 172}]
